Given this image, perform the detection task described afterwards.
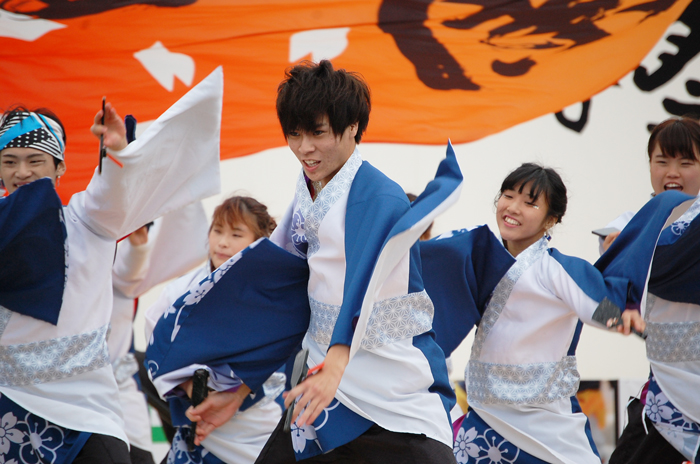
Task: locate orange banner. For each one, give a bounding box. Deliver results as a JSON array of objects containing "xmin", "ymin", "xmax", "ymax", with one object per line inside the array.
[{"xmin": 0, "ymin": 0, "xmax": 691, "ymax": 200}]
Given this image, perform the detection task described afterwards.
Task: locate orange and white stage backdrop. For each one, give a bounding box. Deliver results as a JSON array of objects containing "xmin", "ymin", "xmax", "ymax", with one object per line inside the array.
[{"xmin": 0, "ymin": 0, "xmax": 695, "ymax": 201}]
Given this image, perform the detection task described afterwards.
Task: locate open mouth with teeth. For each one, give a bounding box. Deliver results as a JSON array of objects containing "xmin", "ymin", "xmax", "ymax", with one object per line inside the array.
[
  {"xmin": 304, "ymin": 160, "xmax": 320, "ymax": 167},
  {"xmin": 664, "ymin": 182, "xmax": 682, "ymax": 190},
  {"xmin": 503, "ymin": 216, "xmax": 521, "ymax": 226}
]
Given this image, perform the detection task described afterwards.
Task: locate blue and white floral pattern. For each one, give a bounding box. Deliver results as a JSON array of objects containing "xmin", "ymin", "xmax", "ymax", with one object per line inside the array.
[
  {"xmin": 17, "ymin": 416, "xmax": 63, "ymax": 464},
  {"xmin": 645, "ymin": 375, "xmax": 700, "ymax": 460},
  {"xmin": 0, "ymin": 395, "xmax": 88, "ymax": 464},
  {"xmin": 671, "ymin": 220, "xmax": 690, "ymax": 236},
  {"xmin": 290, "ymin": 208, "xmax": 308, "ymax": 258},
  {"xmin": 672, "ymin": 197, "xmax": 700, "ymax": 235},
  {"xmin": 659, "ymin": 196, "xmax": 700, "ymax": 245},
  {"xmin": 290, "ymin": 420, "xmax": 319, "ymax": 454},
  {"xmin": 452, "ymin": 411, "xmax": 547, "ymax": 464},
  {"xmin": 453, "ymin": 426, "xmax": 480, "ymax": 462},
  {"xmin": 166, "ymin": 428, "xmax": 221, "ymax": 464},
  {"xmin": 291, "ymin": 398, "xmax": 372, "ymax": 461},
  {"xmin": 645, "ymin": 390, "xmax": 675, "ymax": 423},
  {"xmin": 0, "ymin": 413, "xmax": 23, "ymax": 455},
  {"xmin": 160, "ymin": 242, "xmax": 257, "ymax": 345}
]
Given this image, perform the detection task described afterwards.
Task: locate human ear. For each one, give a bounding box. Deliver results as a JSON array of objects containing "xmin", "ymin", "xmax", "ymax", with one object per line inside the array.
[
  {"xmin": 349, "ymin": 122, "xmax": 358, "ymax": 138},
  {"xmin": 56, "ymin": 161, "xmax": 66, "ymax": 177},
  {"xmin": 544, "ymin": 216, "xmax": 557, "ymax": 231}
]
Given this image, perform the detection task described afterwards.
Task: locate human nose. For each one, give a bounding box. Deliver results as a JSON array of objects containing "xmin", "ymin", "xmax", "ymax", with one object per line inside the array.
[
  {"xmin": 666, "ymin": 161, "xmax": 680, "ymax": 177},
  {"xmin": 505, "ymin": 198, "xmax": 520, "ymax": 214},
  {"xmin": 16, "ymin": 161, "xmax": 32, "ymax": 179},
  {"xmin": 298, "ymin": 134, "xmax": 314, "ymax": 155},
  {"xmin": 216, "ymin": 235, "xmax": 230, "ymax": 249}
]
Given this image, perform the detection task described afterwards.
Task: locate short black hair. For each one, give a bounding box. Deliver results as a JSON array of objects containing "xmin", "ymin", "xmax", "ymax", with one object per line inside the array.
[
  {"xmin": 498, "ymin": 163, "xmax": 567, "ymax": 224},
  {"xmin": 1, "ymin": 105, "xmax": 66, "ymax": 166},
  {"xmin": 647, "ymin": 117, "xmax": 700, "ymax": 162},
  {"xmin": 276, "ymin": 60, "xmax": 370, "ymax": 144}
]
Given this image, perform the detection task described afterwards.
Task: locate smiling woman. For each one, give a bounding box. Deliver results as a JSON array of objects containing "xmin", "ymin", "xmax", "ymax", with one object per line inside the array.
[
  {"xmin": 647, "ymin": 117, "xmax": 700, "ymax": 197},
  {"xmin": 451, "ymin": 163, "xmax": 647, "ymax": 464},
  {"xmin": 495, "ymin": 163, "xmax": 566, "ymax": 257}
]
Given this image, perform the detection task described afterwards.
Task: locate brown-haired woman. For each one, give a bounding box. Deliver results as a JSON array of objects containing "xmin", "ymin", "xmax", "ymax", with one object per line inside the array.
[{"xmin": 144, "ymin": 195, "xmax": 281, "ymax": 464}]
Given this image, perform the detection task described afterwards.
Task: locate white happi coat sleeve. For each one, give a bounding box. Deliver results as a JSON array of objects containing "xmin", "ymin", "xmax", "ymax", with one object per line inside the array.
[
  {"xmin": 113, "ymin": 240, "xmax": 153, "ymax": 298},
  {"xmin": 74, "ymin": 67, "xmax": 222, "ymax": 240},
  {"xmin": 542, "ymin": 255, "xmax": 608, "ymax": 327}
]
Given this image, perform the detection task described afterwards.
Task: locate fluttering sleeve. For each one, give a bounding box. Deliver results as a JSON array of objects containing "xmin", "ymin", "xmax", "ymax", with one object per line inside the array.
[
  {"xmin": 595, "ymin": 190, "xmax": 694, "ymax": 309},
  {"xmin": 341, "ymin": 142, "xmax": 464, "ymax": 359},
  {"xmin": 421, "ymin": 225, "xmax": 515, "ymax": 357},
  {"xmin": 113, "ymin": 201, "xmax": 209, "ymax": 299},
  {"xmin": 0, "ymin": 178, "xmax": 66, "ymax": 325},
  {"xmin": 145, "ymin": 238, "xmax": 311, "ymax": 394},
  {"xmin": 647, "ymin": 196, "xmax": 700, "ymax": 305},
  {"xmin": 71, "ymin": 67, "xmax": 223, "ymax": 240}
]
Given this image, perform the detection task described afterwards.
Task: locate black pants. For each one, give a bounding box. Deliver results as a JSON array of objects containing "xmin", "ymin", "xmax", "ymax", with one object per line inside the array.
[
  {"xmin": 609, "ymin": 398, "xmax": 688, "ymax": 464},
  {"xmin": 72, "ymin": 434, "xmax": 131, "ymax": 464},
  {"xmin": 130, "ymin": 445, "xmax": 156, "ymax": 464},
  {"xmin": 255, "ymin": 416, "xmax": 457, "ymax": 464}
]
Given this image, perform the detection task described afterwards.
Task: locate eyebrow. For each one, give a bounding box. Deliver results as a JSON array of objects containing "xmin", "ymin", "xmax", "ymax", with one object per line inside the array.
[
  {"xmin": 1, "ymin": 153, "xmax": 46, "ymax": 159},
  {"xmin": 653, "ymin": 151, "xmax": 672, "ymax": 158}
]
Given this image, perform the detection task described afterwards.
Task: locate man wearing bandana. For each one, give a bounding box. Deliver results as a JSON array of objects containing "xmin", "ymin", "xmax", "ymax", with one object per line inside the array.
[
  {"xmin": 0, "ymin": 109, "xmax": 67, "ymax": 193},
  {"xmin": 0, "ymin": 69, "xmax": 222, "ymax": 464}
]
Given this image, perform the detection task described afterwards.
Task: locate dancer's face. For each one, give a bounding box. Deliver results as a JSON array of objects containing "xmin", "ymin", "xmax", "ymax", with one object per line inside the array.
[
  {"xmin": 287, "ymin": 115, "xmax": 358, "ymax": 187},
  {"xmin": 208, "ymin": 220, "xmax": 256, "ymax": 270},
  {"xmin": 0, "ymin": 147, "xmax": 65, "ymax": 194},
  {"xmin": 649, "ymin": 143, "xmax": 700, "ymax": 196},
  {"xmin": 496, "ymin": 181, "xmax": 555, "ymax": 257}
]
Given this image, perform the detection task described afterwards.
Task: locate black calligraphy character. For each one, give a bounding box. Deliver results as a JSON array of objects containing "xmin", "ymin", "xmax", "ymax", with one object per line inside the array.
[{"xmin": 0, "ymin": 0, "xmax": 196, "ymax": 19}]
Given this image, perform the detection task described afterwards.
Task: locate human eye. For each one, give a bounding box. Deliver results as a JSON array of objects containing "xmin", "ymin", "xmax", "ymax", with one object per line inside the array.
[
  {"xmin": 526, "ymin": 201, "xmax": 540, "ymax": 209},
  {"xmin": 288, "ymin": 130, "xmax": 300, "ymax": 138}
]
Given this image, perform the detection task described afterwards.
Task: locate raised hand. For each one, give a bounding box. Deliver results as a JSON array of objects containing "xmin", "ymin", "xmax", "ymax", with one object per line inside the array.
[{"xmin": 90, "ymin": 101, "xmax": 128, "ymax": 152}]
